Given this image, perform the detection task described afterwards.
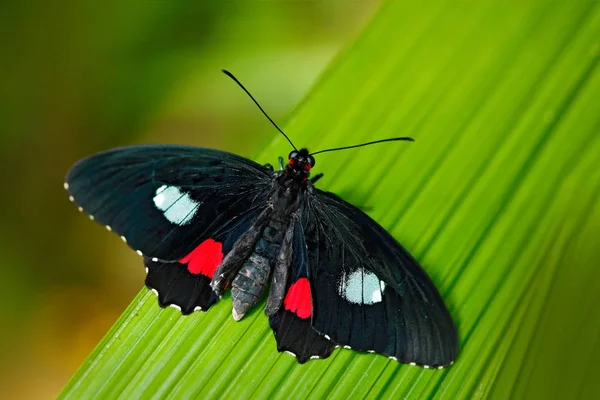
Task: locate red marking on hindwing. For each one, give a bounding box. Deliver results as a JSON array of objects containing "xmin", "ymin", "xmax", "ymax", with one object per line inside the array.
[
  {"xmin": 284, "ymin": 278, "xmax": 312, "ymax": 319},
  {"xmin": 179, "ymin": 239, "xmax": 223, "ymax": 278}
]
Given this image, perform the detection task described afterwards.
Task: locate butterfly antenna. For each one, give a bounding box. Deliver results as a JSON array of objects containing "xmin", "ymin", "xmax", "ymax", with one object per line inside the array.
[
  {"xmin": 222, "ymin": 69, "xmax": 297, "ymax": 150},
  {"xmin": 310, "ymin": 137, "xmax": 414, "ymax": 156}
]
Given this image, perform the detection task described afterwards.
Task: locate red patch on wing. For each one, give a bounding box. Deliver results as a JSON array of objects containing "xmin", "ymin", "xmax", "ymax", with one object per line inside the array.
[
  {"xmin": 284, "ymin": 278, "xmax": 312, "ymax": 319},
  {"xmin": 179, "ymin": 239, "xmax": 223, "ymax": 278}
]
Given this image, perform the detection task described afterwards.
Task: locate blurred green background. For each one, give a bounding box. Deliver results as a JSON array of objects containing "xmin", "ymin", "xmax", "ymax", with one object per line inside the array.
[{"xmin": 0, "ymin": 1, "xmax": 378, "ymax": 398}]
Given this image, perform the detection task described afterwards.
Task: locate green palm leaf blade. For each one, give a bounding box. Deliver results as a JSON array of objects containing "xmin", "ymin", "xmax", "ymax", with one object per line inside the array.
[{"xmin": 60, "ymin": 1, "xmax": 600, "ymax": 398}]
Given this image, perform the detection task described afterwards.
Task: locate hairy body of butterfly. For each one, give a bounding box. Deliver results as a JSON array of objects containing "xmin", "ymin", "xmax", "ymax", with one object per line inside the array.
[
  {"xmin": 226, "ymin": 172, "xmax": 301, "ymax": 321},
  {"xmin": 65, "ymin": 145, "xmax": 458, "ymax": 367}
]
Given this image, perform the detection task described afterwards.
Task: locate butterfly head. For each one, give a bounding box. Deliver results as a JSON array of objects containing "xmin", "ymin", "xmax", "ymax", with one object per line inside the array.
[{"xmin": 285, "ymin": 148, "xmax": 315, "ymax": 182}]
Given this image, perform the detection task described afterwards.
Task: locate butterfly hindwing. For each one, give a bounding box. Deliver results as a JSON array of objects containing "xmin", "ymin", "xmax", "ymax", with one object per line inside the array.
[
  {"xmin": 269, "ymin": 310, "xmax": 337, "ymax": 363},
  {"xmin": 66, "ymin": 145, "xmax": 272, "ymax": 261},
  {"xmin": 144, "ymin": 206, "xmax": 266, "ymax": 314},
  {"xmin": 269, "ymin": 220, "xmax": 337, "ymax": 362},
  {"xmin": 301, "ymin": 189, "xmax": 458, "ymax": 368},
  {"xmin": 145, "ymin": 257, "xmax": 219, "ymax": 314}
]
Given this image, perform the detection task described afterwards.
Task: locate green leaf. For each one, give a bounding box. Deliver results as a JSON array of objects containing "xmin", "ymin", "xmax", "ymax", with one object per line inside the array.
[{"xmin": 60, "ymin": 1, "xmax": 600, "ymax": 398}]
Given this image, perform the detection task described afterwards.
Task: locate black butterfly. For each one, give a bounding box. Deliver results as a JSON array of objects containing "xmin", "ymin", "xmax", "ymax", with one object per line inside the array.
[{"xmin": 65, "ymin": 70, "xmax": 458, "ymax": 367}]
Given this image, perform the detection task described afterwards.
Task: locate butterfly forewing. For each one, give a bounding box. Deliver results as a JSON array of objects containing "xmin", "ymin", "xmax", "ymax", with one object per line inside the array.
[
  {"xmin": 66, "ymin": 145, "xmax": 272, "ymax": 261},
  {"xmin": 302, "ymin": 190, "xmax": 458, "ymax": 367}
]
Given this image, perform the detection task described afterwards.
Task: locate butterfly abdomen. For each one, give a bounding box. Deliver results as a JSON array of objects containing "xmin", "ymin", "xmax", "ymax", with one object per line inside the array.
[{"xmin": 231, "ymin": 222, "xmax": 286, "ymax": 320}]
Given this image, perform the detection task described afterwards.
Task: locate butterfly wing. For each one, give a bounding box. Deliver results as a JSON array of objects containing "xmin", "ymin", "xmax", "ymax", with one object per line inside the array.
[
  {"xmin": 144, "ymin": 204, "xmax": 266, "ymax": 314},
  {"xmin": 269, "ymin": 220, "xmax": 337, "ymax": 363},
  {"xmin": 65, "ymin": 145, "xmax": 273, "ymax": 261},
  {"xmin": 301, "ymin": 189, "xmax": 458, "ymax": 368},
  {"xmin": 67, "ymin": 145, "xmax": 274, "ymax": 313}
]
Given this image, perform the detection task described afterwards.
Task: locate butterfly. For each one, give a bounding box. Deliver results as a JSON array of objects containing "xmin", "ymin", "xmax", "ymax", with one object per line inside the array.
[{"xmin": 65, "ymin": 70, "xmax": 458, "ymax": 367}]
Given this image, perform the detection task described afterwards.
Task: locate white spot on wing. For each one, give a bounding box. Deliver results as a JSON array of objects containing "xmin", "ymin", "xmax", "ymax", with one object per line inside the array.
[
  {"xmin": 194, "ymin": 306, "xmax": 203, "ymax": 312},
  {"xmin": 169, "ymin": 304, "xmax": 181, "ymax": 311},
  {"xmin": 150, "ymin": 289, "xmax": 159, "ymax": 296},
  {"xmin": 338, "ymin": 268, "xmax": 385, "ymax": 305},
  {"xmin": 136, "ymin": 250, "xmax": 143, "ymax": 256},
  {"xmin": 63, "ymin": 182, "xmax": 69, "ymax": 190},
  {"xmin": 371, "ymin": 287, "xmax": 383, "ymax": 303},
  {"xmin": 153, "ymin": 185, "xmax": 199, "ymax": 225},
  {"xmin": 151, "ymin": 257, "xmax": 158, "ymax": 262},
  {"xmin": 68, "ymin": 196, "xmax": 74, "ymax": 202},
  {"xmin": 153, "ymin": 185, "xmax": 167, "ymax": 204}
]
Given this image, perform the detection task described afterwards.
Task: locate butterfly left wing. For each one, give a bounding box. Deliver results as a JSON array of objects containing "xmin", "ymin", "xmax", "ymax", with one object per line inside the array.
[
  {"xmin": 65, "ymin": 145, "xmax": 273, "ymax": 261},
  {"xmin": 300, "ymin": 189, "xmax": 458, "ymax": 368},
  {"xmin": 66, "ymin": 145, "xmax": 274, "ymax": 314},
  {"xmin": 144, "ymin": 205, "xmax": 265, "ymax": 314}
]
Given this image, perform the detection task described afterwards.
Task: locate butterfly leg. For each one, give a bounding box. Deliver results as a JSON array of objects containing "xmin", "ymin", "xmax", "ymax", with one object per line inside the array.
[
  {"xmin": 310, "ymin": 173, "xmax": 324, "ymax": 184},
  {"xmin": 263, "ymin": 163, "xmax": 274, "ymax": 171},
  {"xmin": 278, "ymin": 156, "xmax": 285, "ymax": 170}
]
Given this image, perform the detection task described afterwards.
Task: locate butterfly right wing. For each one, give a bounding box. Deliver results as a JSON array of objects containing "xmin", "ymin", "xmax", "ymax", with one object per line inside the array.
[
  {"xmin": 268, "ymin": 220, "xmax": 337, "ymax": 362},
  {"xmin": 300, "ymin": 189, "xmax": 458, "ymax": 368}
]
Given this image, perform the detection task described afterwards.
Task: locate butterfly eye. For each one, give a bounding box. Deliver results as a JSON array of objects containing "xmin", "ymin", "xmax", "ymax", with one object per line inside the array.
[
  {"xmin": 289, "ymin": 151, "xmax": 299, "ymax": 159},
  {"xmin": 307, "ymin": 155, "xmax": 316, "ymax": 167}
]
